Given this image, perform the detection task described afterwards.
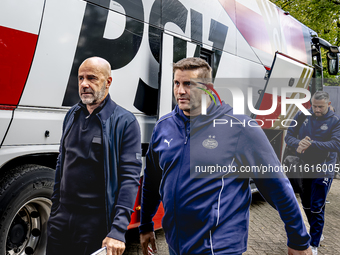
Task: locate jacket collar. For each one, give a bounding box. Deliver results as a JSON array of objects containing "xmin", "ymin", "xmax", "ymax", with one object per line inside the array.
[
  {"xmin": 97, "ymin": 94, "xmax": 117, "ymax": 121},
  {"xmin": 76, "ymin": 94, "xmax": 117, "ymax": 122}
]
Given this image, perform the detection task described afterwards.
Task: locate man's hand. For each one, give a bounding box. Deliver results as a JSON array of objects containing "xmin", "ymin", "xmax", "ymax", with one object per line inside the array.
[
  {"xmin": 297, "ymin": 136, "xmax": 312, "ymax": 153},
  {"xmin": 140, "ymin": 231, "xmax": 157, "ymax": 255},
  {"xmin": 299, "ymin": 136, "xmax": 312, "ymax": 147},
  {"xmin": 297, "ymin": 145, "xmax": 307, "ymax": 154},
  {"xmin": 288, "ymin": 247, "xmax": 312, "ymax": 255},
  {"xmin": 102, "ymin": 237, "xmax": 125, "ymax": 255}
]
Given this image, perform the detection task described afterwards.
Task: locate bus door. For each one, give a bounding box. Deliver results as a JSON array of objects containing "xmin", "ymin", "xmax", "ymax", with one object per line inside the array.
[{"xmin": 253, "ymin": 52, "xmax": 314, "ymax": 159}]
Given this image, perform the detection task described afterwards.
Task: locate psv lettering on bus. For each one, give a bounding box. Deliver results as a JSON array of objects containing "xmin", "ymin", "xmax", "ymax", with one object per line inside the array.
[{"xmin": 63, "ymin": 0, "xmax": 229, "ymax": 106}]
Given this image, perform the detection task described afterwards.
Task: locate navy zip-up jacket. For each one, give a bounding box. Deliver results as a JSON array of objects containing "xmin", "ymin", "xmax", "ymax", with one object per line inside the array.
[
  {"xmin": 285, "ymin": 108, "xmax": 340, "ymax": 178},
  {"xmin": 140, "ymin": 100, "xmax": 310, "ymax": 254},
  {"xmin": 51, "ymin": 95, "xmax": 142, "ymax": 242}
]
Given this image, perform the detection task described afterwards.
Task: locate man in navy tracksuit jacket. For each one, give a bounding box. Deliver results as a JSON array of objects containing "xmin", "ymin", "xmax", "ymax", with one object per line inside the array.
[
  {"xmin": 139, "ymin": 58, "xmax": 312, "ymax": 255},
  {"xmin": 285, "ymin": 91, "xmax": 340, "ymax": 254},
  {"xmin": 47, "ymin": 57, "xmax": 142, "ymax": 255}
]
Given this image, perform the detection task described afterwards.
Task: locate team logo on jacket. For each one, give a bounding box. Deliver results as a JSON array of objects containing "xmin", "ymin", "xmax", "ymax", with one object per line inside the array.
[
  {"xmin": 202, "ymin": 135, "xmax": 218, "ymax": 149},
  {"xmin": 303, "ymin": 119, "xmax": 308, "ymax": 126},
  {"xmin": 320, "ymin": 124, "xmax": 328, "ymax": 130}
]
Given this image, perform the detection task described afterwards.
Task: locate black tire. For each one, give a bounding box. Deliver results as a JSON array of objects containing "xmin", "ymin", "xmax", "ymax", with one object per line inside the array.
[{"xmin": 0, "ymin": 164, "xmax": 55, "ymax": 255}]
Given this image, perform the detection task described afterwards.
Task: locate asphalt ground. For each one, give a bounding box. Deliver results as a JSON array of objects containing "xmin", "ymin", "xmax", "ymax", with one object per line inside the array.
[{"xmin": 124, "ymin": 177, "xmax": 340, "ymax": 255}]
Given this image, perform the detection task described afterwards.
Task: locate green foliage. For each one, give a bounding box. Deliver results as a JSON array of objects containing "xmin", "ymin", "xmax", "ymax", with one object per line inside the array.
[
  {"xmin": 270, "ymin": 0, "xmax": 340, "ymax": 83},
  {"xmin": 271, "ymin": 0, "xmax": 340, "ymax": 45}
]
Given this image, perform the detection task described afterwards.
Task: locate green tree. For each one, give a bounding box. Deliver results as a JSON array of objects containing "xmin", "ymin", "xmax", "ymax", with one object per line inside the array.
[{"xmin": 271, "ymin": 0, "xmax": 340, "ymax": 83}]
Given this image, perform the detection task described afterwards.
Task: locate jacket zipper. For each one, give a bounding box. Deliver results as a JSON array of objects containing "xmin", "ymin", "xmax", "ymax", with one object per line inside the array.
[
  {"xmin": 173, "ymin": 118, "xmax": 189, "ymax": 253},
  {"xmin": 184, "ymin": 120, "xmax": 190, "ymax": 145}
]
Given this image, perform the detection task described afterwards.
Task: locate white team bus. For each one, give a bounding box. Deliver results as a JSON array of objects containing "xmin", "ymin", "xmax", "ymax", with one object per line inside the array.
[{"xmin": 0, "ymin": 0, "xmax": 338, "ymax": 254}]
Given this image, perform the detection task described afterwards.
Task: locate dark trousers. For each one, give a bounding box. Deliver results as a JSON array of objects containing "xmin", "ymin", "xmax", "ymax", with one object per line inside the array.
[
  {"xmin": 169, "ymin": 246, "xmax": 177, "ymax": 255},
  {"xmin": 300, "ymin": 178, "xmax": 332, "ymax": 247},
  {"xmin": 46, "ymin": 204, "xmax": 107, "ymax": 255},
  {"xmin": 168, "ymin": 245, "xmax": 242, "ymax": 255}
]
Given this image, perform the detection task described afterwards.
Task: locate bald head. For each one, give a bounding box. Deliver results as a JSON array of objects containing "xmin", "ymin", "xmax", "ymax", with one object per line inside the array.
[{"xmin": 80, "ymin": 57, "xmax": 111, "ymax": 78}]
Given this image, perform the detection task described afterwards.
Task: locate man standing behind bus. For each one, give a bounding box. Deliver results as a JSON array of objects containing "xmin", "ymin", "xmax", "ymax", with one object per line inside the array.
[
  {"xmin": 46, "ymin": 57, "xmax": 142, "ymax": 255},
  {"xmin": 139, "ymin": 57, "xmax": 312, "ymax": 255},
  {"xmin": 285, "ymin": 91, "xmax": 340, "ymax": 255}
]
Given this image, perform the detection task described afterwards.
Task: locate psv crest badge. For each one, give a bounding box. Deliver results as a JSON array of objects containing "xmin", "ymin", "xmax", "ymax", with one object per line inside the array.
[
  {"xmin": 202, "ymin": 135, "xmax": 218, "ymax": 149},
  {"xmin": 320, "ymin": 124, "xmax": 328, "ymax": 130}
]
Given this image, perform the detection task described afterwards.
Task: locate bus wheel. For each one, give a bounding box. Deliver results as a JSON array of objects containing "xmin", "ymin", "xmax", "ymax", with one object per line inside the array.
[{"xmin": 0, "ymin": 164, "xmax": 55, "ymax": 255}]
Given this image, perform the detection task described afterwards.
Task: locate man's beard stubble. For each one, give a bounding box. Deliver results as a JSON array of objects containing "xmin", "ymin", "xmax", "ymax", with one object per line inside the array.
[{"xmin": 80, "ymin": 83, "xmax": 106, "ymax": 105}]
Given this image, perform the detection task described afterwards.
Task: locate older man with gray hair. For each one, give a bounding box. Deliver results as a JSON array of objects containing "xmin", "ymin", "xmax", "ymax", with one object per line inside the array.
[{"xmin": 47, "ymin": 57, "xmax": 142, "ymax": 255}]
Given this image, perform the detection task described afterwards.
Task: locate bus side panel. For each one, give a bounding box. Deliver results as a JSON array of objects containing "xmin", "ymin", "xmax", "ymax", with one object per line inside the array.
[
  {"xmin": 19, "ymin": 0, "xmax": 86, "ymax": 108},
  {"xmin": 218, "ymin": 0, "xmax": 312, "ymax": 67},
  {"xmin": 0, "ymin": 0, "xmax": 45, "ymax": 148}
]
